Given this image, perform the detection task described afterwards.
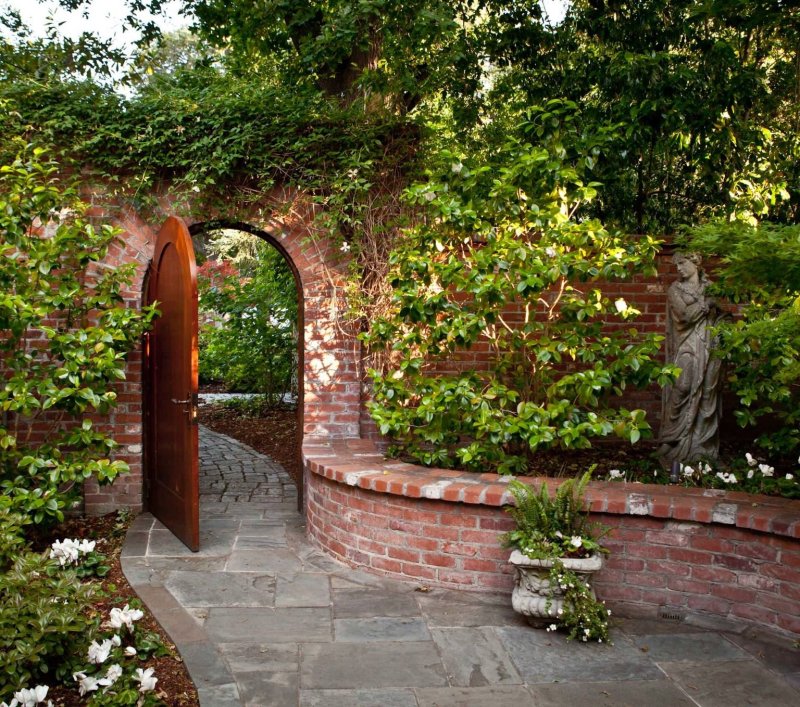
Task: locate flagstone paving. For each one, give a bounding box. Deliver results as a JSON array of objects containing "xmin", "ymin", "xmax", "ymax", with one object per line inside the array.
[{"xmin": 122, "ymin": 426, "xmax": 800, "ymax": 706}]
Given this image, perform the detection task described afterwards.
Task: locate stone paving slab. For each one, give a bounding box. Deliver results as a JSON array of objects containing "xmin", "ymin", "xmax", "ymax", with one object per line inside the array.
[
  {"xmin": 496, "ymin": 627, "xmax": 666, "ymax": 684},
  {"xmin": 205, "ymin": 607, "xmax": 333, "ymax": 643},
  {"xmin": 235, "ymin": 670, "xmax": 299, "ymax": 707},
  {"xmin": 417, "ymin": 593, "xmax": 526, "ymax": 628},
  {"xmin": 219, "ymin": 643, "xmax": 299, "ymax": 673},
  {"xmin": 163, "ymin": 570, "xmax": 276, "ymax": 608},
  {"xmin": 631, "ymin": 632, "xmax": 750, "ymax": 663},
  {"xmin": 531, "ymin": 680, "xmax": 695, "ymax": 707},
  {"xmin": 120, "ymin": 426, "xmax": 800, "ymax": 706},
  {"xmin": 300, "ymin": 642, "xmax": 450, "ymax": 689},
  {"xmin": 301, "ymin": 688, "xmax": 418, "ymax": 706},
  {"xmin": 659, "ymin": 659, "xmax": 800, "ymax": 706},
  {"xmin": 275, "ymin": 573, "xmax": 331, "ymax": 608},
  {"xmin": 226, "ymin": 548, "xmax": 305, "ymax": 573},
  {"xmin": 414, "ymin": 685, "xmax": 536, "ymax": 707},
  {"xmin": 430, "ymin": 627, "xmax": 522, "ymax": 686},
  {"xmin": 334, "ymin": 617, "xmax": 431, "ymax": 642},
  {"xmin": 331, "ymin": 587, "xmax": 422, "ymax": 618}
]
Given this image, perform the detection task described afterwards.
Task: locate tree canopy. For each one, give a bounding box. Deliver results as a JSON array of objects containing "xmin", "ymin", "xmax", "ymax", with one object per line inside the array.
[{"xmin": 2, "ymin": 0, "xmax": 800, "ymax": 475}]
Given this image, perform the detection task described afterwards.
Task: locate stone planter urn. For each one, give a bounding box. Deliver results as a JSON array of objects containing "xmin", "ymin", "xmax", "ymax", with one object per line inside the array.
[{"xmin": 509, "ymin": 550, "xmax": 604, "ymax": 624}]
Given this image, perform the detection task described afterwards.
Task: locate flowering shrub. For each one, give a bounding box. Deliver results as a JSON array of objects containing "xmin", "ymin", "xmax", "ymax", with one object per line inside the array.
[
  {"xmin": 69, "ymin": 602, "xmax": 164, "ymax": 706},
  {"xmin": 0, "ymin": 148, "xmax": 157, "ymax": 525},
  {"xmin": 546, "ymin": 564, "xmax": 611, "ymax": 643},
  {"xmin": 366, "ymin": 105, "xmax": 676, "ymax": 474}
]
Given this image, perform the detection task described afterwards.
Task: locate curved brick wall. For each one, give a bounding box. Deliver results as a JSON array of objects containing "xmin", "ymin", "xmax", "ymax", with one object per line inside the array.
[{"xmin": 303, "ymin": 439, "xmax": 800, "ymax": 637}]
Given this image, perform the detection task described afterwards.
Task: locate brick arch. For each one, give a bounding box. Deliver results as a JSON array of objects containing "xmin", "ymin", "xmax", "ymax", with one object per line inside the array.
[{"xmin": 82, "ymin": 191, "xmax": 361, "ymax": 514}]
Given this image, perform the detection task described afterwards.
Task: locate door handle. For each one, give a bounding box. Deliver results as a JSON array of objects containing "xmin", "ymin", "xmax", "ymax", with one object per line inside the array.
[{"xmin": 171, "ymin": 394, "xmax": 199, "ymax": 424}]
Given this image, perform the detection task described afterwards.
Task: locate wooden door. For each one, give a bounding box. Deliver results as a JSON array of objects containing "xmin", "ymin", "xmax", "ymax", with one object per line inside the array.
[{"xmin": 144, "ymin": 217, "xmax": 199, "ymax": 551}]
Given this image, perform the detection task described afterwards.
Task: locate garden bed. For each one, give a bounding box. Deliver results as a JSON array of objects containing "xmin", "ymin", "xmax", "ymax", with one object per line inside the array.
[{"xmin": 20, "ymin": 513, "xmax": 199, "ymax": 706}]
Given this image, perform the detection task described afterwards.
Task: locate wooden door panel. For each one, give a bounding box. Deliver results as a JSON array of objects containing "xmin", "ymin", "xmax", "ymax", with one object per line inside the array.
[{"xmin": 145, "ymin": 217, "xmax": 199, "ymax": 551}]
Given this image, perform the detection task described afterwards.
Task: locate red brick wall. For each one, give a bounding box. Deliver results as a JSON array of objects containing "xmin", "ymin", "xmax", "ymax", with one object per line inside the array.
[
  {"xmin": 17, "ymin": 186, "xmax": 364, "ymax": 514},
  {"xmin": 304, "ymin": 438, "xmax": 800, "ymax": 637}
]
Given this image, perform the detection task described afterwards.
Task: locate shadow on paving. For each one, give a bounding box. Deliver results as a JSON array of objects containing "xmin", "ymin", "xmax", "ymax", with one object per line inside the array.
[{"xmin": 121, "ymin": 426, "xmax": 800, "ymax": 706}]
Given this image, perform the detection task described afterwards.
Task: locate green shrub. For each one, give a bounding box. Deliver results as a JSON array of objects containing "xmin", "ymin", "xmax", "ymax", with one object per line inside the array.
[
  {"xmin": 0, "ymin": 507, "xmax": 30, "ymax": 570},
  {"xmin": 0, "ymin": 552, "xmax": 98, "ymax": 698},
  {"xmin": 366, "ymin": 104, "xmax": 677, "ymax": 474},
  {"xmin": 0, "ymin": 147, "xmax": 157, "ymax": 525}
]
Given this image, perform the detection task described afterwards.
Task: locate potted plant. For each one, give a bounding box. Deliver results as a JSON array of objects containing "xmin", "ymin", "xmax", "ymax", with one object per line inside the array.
[{"xmin": 502, "ymin": 471, "xmax": 611, "ymax": 642}]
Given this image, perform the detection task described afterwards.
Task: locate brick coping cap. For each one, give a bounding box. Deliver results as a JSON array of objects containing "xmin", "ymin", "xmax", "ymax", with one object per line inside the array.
[{"xmin": 303, "ymin": 438, "xmax": 800, "ymax": 540}]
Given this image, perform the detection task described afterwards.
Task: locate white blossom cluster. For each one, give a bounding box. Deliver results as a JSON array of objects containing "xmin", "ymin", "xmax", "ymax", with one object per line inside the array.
[
  {"xmin": 49, "ymin": 538, "xmax": 96, "ymax": 566},
  {"xmin": 0, "ymin": 685, "xmax": 52, "ymax": 707},
  {"xmin": 71, "ymin": 604, "xmax": 156, "ymax": 703}
]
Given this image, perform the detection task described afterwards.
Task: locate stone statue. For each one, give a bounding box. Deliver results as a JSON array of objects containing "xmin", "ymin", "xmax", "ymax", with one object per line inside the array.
[{"xmin": 658, "ymin": 252, "xmax": 725, "ymax": 467}]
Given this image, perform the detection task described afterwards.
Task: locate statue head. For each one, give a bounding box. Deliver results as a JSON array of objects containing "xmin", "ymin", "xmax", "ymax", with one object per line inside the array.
[{"xmin": 673, "ymin": 251, "xmax": 702, "ymax": 280}]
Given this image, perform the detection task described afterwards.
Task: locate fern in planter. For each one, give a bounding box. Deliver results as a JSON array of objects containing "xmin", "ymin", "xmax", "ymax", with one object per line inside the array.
[{"xmin": 502, "ymin": 472, "xmax": 611, "ymax": 642}]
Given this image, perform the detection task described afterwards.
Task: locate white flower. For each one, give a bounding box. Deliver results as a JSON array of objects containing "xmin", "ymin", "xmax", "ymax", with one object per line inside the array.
[
  {"xmin": 100, "ymin": 664, "xmax": 123, "ymax": 689},
  {"xmin": 77, "ymin": 539, "xmax": 96, "ymax": 554},
  {"xmin": 109, "ymin": 604, "xmax": 144, "ymax": 631},
  {"xmin": 614, "ymin": 298, "xmax": 628, "ymax": 314},
  {"xmin": 133, "ymin": 667, "xmax": 158, "ymax": 693},
  {"xmin": 49, "ymin": 538, "xmax": 95, "ymax": 566},
  {"xmin": 554, "ymin": 530, "xmax": 563, "ymax": 539},
  {"xmin": 786, "ymin": 474, "xmax": 795, "ymax": 481},
  {"xmin": 758, "ymin": 463, "xmax": 774, "ymax": 477},
  {"xmin": 191, "ymin": 185, "xmax": 201, "ymax": 193},
  {"xmin": 424, "ymin": 190, "xmax": 436, "ymax": 201},
  {"xmin": 339, "ymin": 241, "xmax": 351, "ymax": 253},
  {"xmin": 570, "ymin": 536, "xmax": 583, "ymax": 548},
  {"xmin": 609, "ymin": 469, "xmax": 623, "ymax": 479},
  {"xmin": 88, "ymin": 638, "xmax": 114, "ymax": 665},
  {"xmin": 111, "ymin": 634, "xmax": 121, "ymax": 647},
  {"xmin": 12, "ymin": 686, "xmax": 50, "ymax": 707},
  {"xmin": 73, "ymin": 673, "xmax": 100, "ymax": 696},
  {"xmin": 124, "ymin": 646, "xmax": 137, "ymax": 657},
  {"xmin": 545, "ymin": 246, "xmax": 557, "ymax": 258},
  {"xmin": 745, "ymin": 453, "xmax": 757, "ymax": 467},
  {"xmin": 715, "ymin": 471, "xmax": 737, "ymax": 484},
  {"xmin": 49, "ymin": 539, "xmax": 80, "ymax": 566},
  {"xmin": 546, "ymin": 623, "xmax": 558, "ymax": 632},
  {"xmin": 682, "ymin": 465, "xmax": 695, "ymax": 478},
  {"xmin": 747, "ymin": 469, "xmax": 754, "ymax": 479},
  {"xmin": 700, "ymin": 463, "xmax": 712, "ymax": 475},
  {"xmin": 451, "ymin": 162, "xmax": 463, "ymax": 174}
]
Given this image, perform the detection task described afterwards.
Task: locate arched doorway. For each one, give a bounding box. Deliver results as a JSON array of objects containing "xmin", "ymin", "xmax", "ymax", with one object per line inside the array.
[
  {"xmin": 143, "ymin": 217, "xmax": 304, "ymax": 551},
  {"xmin": 189, "ymin": 220, "xmax": 304, "ymax": 513}
]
